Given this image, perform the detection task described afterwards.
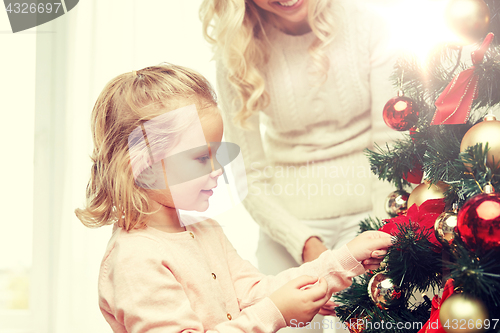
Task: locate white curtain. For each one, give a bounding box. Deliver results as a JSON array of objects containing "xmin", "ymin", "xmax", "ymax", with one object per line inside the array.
[{"xmin": 31, "ymin": 1, "xmax": 259, "ymax": 332}]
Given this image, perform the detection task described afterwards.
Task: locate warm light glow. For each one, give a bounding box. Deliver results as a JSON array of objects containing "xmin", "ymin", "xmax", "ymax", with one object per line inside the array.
[
  {"xmin": 369, "ymin": 0, "xmax": 462, "ymax": 64},
  {"xmin": 476, "ymin": 200, "xmax": 500, "ymax": 220},
  {"xmin": 380, "ymin": 279, "xmax": 394, "ymax": 289},
  {"xmin": 449, "ymin": 296, "xmax": 478, "ymax": 315},
  {"xmin": 448, "ymin": 0, "xmax": 475, "ymax": 18},
  {"xmin": 394, "ymin": 101, "xmax": 408, "ymax": 111}
]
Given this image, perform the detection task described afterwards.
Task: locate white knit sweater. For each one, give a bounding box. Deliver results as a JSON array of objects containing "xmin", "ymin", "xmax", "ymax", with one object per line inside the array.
[{"xmin": 215, "ymin": 0, "xmax": 401, "ymax": 264}]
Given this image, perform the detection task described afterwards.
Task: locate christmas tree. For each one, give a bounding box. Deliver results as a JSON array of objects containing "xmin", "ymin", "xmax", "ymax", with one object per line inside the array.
[{"xmin": 333, "ymin": 1, "xmax": 500, "ymax": 332}]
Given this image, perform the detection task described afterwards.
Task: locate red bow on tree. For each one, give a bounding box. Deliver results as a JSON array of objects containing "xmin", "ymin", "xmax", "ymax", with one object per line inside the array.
[
  {"xmin": 418, "ymin": 279, "xmax": 455, "ymax": 333},
  {"xmin": 431, "ymin": 33, "xmax": 495, "ymax": 125}
]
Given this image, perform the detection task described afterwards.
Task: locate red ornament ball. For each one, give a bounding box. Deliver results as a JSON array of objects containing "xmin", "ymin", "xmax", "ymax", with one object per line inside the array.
[
  {"xmin": 457, "ymin": 191, "xmax": 500, "ymax": 251},
  {"xmin": 383, "ymin": 95, "xmax": 419, "ymax": 131},
  {"xmin": 403, "ymin": 160, "xmax": 424, "ymax": 184}
]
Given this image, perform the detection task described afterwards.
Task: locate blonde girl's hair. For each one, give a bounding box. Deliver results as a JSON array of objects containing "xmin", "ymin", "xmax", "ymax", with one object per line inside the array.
[
  {"xmin": 200, "ymin": 0, "xmax": 340, "ymax": 128},
  {"xmin": 75, "ymin": 64, "xmax": 218, "ymax": 231}
]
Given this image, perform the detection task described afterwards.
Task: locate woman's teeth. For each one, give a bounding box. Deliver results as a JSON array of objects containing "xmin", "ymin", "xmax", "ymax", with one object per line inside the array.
[{"xmin": 278, "ymin": 0, "xmax": 299, "ymax": 7}]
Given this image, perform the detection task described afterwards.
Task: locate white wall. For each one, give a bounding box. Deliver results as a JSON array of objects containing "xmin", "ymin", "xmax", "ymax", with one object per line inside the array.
[{"xmin": 1, "ymin": 1, "xmax": 259, "ymax": 331}]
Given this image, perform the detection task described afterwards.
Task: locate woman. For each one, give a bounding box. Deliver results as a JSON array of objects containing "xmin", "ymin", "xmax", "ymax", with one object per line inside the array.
[{"xmin": 200, "ymin": 0, "xmax": 398, "ymax": 329}]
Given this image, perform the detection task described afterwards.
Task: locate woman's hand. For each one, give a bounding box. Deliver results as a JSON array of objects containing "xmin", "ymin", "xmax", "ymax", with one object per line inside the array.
[{"xmin": 302, "ymin": 237, "xmax": 328, "ymax": 263}]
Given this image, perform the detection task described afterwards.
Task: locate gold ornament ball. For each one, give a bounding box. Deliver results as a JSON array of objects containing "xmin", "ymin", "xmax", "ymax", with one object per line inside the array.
[
  {"xmin": 435, "ymin": 211, "xmax": 458, "ymax": 245},
  {"xmin": 445, "ymin": 0, "xmax": 490, "ymax": 44},
  {"xmin": 439, "ymin": 294, "xmax": 489, "ymax": 333},
  {"xmin": 460, "ymin": 115, "xmax": 500, "ymax": 170},
  {"xmin": 367, "ymin": 272, "xmax": 403, "ymax": 309},
  {"xmin": 379, "ymin": 255, "xmax": 389, "ymax": 270},
  {"xmin": 385, "ymin": 190, "xmax": 410, "ymax": 217},
  {"xmin": 408, "ymin": 181, "xmax": 449, "ymax": 208}
]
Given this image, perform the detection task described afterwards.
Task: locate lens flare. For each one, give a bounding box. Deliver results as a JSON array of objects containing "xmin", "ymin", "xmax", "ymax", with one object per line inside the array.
[{"xmin": 369, "ymin": 0, "xmax": 463, "ymax": 64}]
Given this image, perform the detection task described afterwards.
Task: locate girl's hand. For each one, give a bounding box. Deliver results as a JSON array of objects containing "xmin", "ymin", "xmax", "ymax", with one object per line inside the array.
[
  {"xmin": 346, "ymin": 231, "xmax": 393, "ymax": 269},
  {"xmin": 317, "ymin": 299, "xmax": 338, "ymax": 316},
  {"xmin": 270, "ymin": 276, "xmax": 330, "ymax": 326},
  {"xmin": 361, "ymin": 249, "xmax": 389, "ymax": 270}
]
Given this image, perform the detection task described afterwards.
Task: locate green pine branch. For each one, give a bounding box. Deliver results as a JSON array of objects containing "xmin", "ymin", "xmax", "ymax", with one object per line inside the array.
[
  {"xmin": 358, "ymin": 217, "xmax": 386, "ymax": 233},
  {"xmin": 334, "ymin": 273, "xmax": 433, "ymax": 333},
  {"xmin": 365, "ymin": 138, "xmax": 417, "ymax": 189},
  {"xmin": 446, "ymin": 238, "xmax": 500, "ymax": 315},
  {"xmin": 385, "ymin": 223, "xmax": 443, "ymax": 293}
]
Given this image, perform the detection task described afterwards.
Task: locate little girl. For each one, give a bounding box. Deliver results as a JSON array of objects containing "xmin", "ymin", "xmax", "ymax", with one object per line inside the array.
[{"xmin": 75, "ymin": 64, "xmax": 392, "ymax": 333}]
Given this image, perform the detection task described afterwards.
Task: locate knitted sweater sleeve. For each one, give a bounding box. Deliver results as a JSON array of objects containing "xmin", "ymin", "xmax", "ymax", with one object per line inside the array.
[
  {"xmin": 99, "ymin": 235, "xmax": 286, "ymax": 333},
  {"xmin": 215, "ymin": 61, "xmax": 322, "ymax": 264}
]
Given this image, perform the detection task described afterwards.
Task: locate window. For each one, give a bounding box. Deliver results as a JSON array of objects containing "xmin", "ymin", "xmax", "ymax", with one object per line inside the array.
[{"xmin": 0, "ymin": 12, "xmax": 36, "ymax": 333}]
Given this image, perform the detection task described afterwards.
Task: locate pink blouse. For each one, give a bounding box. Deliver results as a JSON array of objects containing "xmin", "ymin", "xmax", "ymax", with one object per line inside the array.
[{"xmin": 98, "ymin": 216, "xmax": 365, "ymax": 333}]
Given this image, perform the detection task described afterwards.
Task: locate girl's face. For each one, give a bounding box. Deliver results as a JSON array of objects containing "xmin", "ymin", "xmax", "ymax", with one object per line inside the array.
[
  {"xmin": 251, "ymin": 0, "xmax": 310, "ymax": 35},
  {"xmin": 150, "ymin": 108, "xmax": 224, "ymax": 212}
]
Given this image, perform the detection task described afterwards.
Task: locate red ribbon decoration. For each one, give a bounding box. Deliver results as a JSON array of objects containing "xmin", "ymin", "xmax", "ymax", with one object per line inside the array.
[
  {"xmin": 431, "ymin": 33, "xmax": 495, "ymax": 125},
  {"xmin": 418, "ymin": 279, "xmax": 455, "ymax": 333}
]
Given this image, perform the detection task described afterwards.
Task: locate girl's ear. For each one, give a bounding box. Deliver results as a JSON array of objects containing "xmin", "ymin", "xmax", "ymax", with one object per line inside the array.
[{"xmin": 134, "ymin": 161, "xmax": 169, "ymax": 190}]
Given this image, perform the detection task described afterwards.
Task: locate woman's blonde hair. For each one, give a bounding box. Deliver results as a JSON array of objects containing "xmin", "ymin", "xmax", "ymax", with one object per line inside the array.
[
  {"xmin": 200, "ymin": 0, "xmax": 340, "ymax": 128},
  {"xmin": 75, "ymin": 64, "xmax": 218, "ymax": 231}
]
